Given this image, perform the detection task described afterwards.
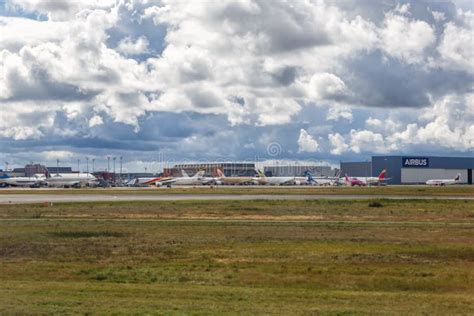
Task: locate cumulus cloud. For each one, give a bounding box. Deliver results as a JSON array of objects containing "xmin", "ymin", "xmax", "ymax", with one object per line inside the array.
[
  {"xmin": 307, "ymin": 73, "xmax": 348, "ymax": 101},
  {"xmin": 438, "ymin": 18, "xmax": 474, "ymax": 72},
  {"xmin": 117, "ymin": 36, "xmax": 149, "ymax": 56},
  {"xmin": 328, "ymin": 133, "xmax": 349, "ymax": 155},
  {"xmin": 327, "ymin": 105, "xmax": 353, "ymax": 122},
  {"xmin": 42, "ymin": 150, "xmax": 74, "ymax": 160},
  {"xmin": 349, "ymin": 129, "xmax": 390, "ymax": 154},
  {"xmin": 88, "ymin": 115, "xmax": 104, "ymax": 127},
  {"xmin": 297, "ymin": 129, "xmax": 319, "ymax": 153},
  {"xmin": 389, "ymin": 94, "xmax": 474, "ymax": 150},
  {"xmin": 380, "ymin": 11, "xmax": 436, "ymax": 64}
]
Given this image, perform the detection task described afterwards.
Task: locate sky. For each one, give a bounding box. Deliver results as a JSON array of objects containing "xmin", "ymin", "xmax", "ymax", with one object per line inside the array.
[{"xmin": 0, "ymin": 0, "xmax": 473, "ymax": 172}]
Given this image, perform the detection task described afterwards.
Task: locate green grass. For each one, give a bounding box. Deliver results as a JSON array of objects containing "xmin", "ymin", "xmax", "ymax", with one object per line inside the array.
[
  {"xmin": 1, "ymin": 199, "xmax": 473, "ymax": 222},
  {"xmin": 0, "ymin": 199, "xmax": 473, "ymax": 314}
]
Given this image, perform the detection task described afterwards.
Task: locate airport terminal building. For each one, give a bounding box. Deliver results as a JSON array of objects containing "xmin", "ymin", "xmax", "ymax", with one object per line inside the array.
[
  {"xmin": 345, "ymin": 156, "xmax": 474, "ymax": 185},
  {"xmin": 164, "ymin": 162, "xmax": 256, "ymax": 177}
]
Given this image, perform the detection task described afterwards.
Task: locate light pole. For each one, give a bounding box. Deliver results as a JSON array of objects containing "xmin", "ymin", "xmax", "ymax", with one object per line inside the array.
[
  {"xmin": 56, "ymin": 159, "xmax": 60, "ymax": 175},
  {"xmin": 119, "ymin": 156, "xmax": 123, "ymax": 185},
  {"xmin": 107, "ymin": 156, "xmax": 110, "ymax": 172},
  {"xmin": 113, "ymin": 157, "xmax": 116, "ymax": 184},
  {"xmin": 4, "ymin": 161, "xmax": 8, "ymax": 173},
  {"xmin": 86, "ymin": 157, "xmax": 89, "ymax": 174},
  {"xmin": 77, "ymin": 159, "xmax": 80, "ymax": 174},
  {"xmin": 92, "ymin": 159, "xmax": 95, "ymax": 173}
]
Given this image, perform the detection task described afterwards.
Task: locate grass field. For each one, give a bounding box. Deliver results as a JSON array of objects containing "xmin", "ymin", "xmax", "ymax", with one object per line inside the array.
[
  {"xmin": 0, "ymin": 185, "xmax": 473, "ymax": 196},
  {"xmin": 1, "ymin": 199, "xmax": 473, "ymax": 314}
]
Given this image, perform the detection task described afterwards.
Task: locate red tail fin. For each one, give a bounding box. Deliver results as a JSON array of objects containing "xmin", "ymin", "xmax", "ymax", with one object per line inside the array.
[{"xmin": 378, "ymin": 169, "xmax": 386, "ymax": 180}]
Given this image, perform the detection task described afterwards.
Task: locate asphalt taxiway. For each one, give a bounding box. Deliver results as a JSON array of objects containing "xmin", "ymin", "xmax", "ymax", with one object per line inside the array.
[{"xmin": 0, "ymin": 193, "xmax": 473, "ymax": 204}]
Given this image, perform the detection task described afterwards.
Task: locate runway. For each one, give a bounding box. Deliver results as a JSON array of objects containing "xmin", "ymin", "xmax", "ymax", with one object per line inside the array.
[{"xmin": 0, "ymin": 193, "xmax": 473, "ymax": 204}]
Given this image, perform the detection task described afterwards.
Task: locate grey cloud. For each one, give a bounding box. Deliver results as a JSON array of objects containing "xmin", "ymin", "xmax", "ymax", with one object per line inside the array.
[
  {"xmin": 212, "ymin": 0, "xmax": 331, "ymax": 53},
  {"xmin": 270, "ymin": 66, "xmax": 298, "ymax": 86},
  {"xmin": 3, "ymin": 66, "xmax": 95, "ymax": 102},
  {"xmin": 344, "ymin": 51, "xmax": 472, "ymax": 108}
]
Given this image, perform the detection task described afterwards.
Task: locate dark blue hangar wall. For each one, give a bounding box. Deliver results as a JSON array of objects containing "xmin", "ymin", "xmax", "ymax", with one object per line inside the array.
[{"xmin": 372, "ymin": 156, "xmax": 474, "ymax": 185}]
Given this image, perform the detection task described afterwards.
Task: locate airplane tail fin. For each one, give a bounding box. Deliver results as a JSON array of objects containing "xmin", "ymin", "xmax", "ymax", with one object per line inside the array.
[
  {"xmin": 307, "ymin": 173, "xmax": 316, "ymax": 184},
  {"xmin": 344, "ymin": 174, "xmax": 350, "ymax": 182},
  {"xmin": 195, "ymin": 170, "xmax": 205, "ymax": 178},
  {"xmin": 455, "ymin": 173, "xmax": 461, "ymax": 181},
  {"xmin": 216, "ymin": 168, "xmax": 225, "ymax": 178},
  {"xmin": 181, "ymin": 169, "xmax": 190, "ymax": 178},
  {"xmin": 378, "ymin": 169, "xmax": 386, "ymax": 180},
  {"xmin": 0, "ymin": 173, "xmax": 9, "ymax": 179},
  {"xmin": 335, "ymin": 170, "xmax": 342, "ymax": 178},
  {"xmin": 257, "ymin": 169, "xmax": 265, "ymax": 177}
]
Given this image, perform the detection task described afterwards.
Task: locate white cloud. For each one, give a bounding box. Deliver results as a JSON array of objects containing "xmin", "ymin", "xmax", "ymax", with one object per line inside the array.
[
  {"xmin": 327, "ymin": 105, "xmax": 353, "ymax": 122},
  {"xmin": 42, "ymin": 150, "xmax": 74, "ymax": 160},
  {"xmin": 255, "ymin": 99, "xmax": 301, "ymax": 126},
  {"xmin": 395, "ymin": 3, "xmax": 411, "ymax": 15},
  {"xmin": 307, "ymin": 73, "xmax": 348, "ymax": 101},
  {"xmin": 89, "ymin": 115, "xmax": 104, "ymax": 127},
  {"xmin": 349, "ymin": 129, "xmax": 389, "ymax": 154},
  {"xmin": 438, "ymin": 14, "xmax": 474, "ymax": 72},
  {"xmin": 328, "ymin": 133, "xmax": 349, "ymax": 155},
  {"xmin": 380, "ymin": 12, "xmax": 435, "ymax": 64},
  {"xmin": 117, "ymin": 36, "xmax": 149, "ymax": 56},
  {"xmin": 431, "ymin": 10, "xmax": 446, "ymax": 22},
  {"xmin": 389, "ymin": 94, "xmax": 474, "ymax": 150},
  {"xmin": 297, "ymin": 129, "xmax": 319, "ymax": 153},
  {"xmin": 366, "ymin": 117, "xmax": 382, "ymax": 127}
]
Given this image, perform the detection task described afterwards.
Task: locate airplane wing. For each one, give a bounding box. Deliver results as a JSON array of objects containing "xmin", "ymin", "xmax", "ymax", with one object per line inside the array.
[{"xmin": 156, "ymin": 178, "xmax": 176, "ymax": 186}]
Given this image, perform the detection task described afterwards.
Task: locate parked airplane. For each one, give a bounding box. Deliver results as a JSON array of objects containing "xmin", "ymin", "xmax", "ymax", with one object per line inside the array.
[
  {"xmin": 168, "ymin": 170, "xmax": 206, "ymax": 186},
  {"xmin": 253, "ymin": 170, "xmax": 296, "ymax": 185},
  {"xmin": 45, "ymin": 173, "xmax": 98, "ymax": 188},
  {"xmin": 0, "ymin": 174, "xmax": 46, "ymax": 187},
  {"xmin": 180, "ymin": 170, "xmax": 216, "ymax": 185},
  {"xmin": 343, "ymin": 170, "xmax": 388, "ymax": 187},
  {"xmin": 306, "ymin": 171, "xmax": 342, "ymax": 186},
  {"xmin": 216, "ymin": 169, "xmax": 254, "ymax": 185},
  {"xmin": 426, "ymin": 174, "xmax": 461, "ymax": 186},
  {"xmin": 132, "ymin": 176, "xmax": 175, "ymax": 187}
]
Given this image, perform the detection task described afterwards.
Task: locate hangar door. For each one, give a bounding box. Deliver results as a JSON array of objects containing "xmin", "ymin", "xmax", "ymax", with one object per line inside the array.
[{"xmin": 401, "ymin": 169, "xmax": 468, "ymax": 184}]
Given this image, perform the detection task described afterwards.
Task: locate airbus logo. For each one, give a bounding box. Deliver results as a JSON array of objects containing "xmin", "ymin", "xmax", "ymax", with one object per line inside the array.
[{"xmin": 403, "ymin": 157, "xmax": 429, "ymax": 168}]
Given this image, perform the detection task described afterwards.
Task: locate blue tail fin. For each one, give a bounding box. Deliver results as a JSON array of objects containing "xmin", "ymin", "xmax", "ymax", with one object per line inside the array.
[
  {"xmin": 0, "ymin": 173, "xmax": 9, "ymax": 179},
  {"xmin": 306, "ymin": 172, "xmax": 316, "ymax": 184}
]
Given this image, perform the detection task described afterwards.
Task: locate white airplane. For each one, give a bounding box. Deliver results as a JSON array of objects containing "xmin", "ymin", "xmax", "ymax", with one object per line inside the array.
[
  {"xmin": 306, "ymin": 171, "xmax": 342, "ymax": 186},
  {"xmin": 169, "ymin": 170, "xmax": 206, "ymax": 186},
  {"xmin": 426, "ymin": 174, "xmax": 461, "ymax": 186},
  {"xmin": 216, "ymin": 168, "xmax": 254, "ymax": 185},
  {"xmin": 253, "ymin": 170, "xmax": 296, "ymax": 185},
  {"xmin": 342, "ymin": 170, "xmax": 389, "ymax": 186},
  {"xmin": 0, "ymin": 174, "xmax": 46, "ymax": 187},
  {"xmin": 45, "ymin": 173, "xmax": 98, "ymax": 188}
]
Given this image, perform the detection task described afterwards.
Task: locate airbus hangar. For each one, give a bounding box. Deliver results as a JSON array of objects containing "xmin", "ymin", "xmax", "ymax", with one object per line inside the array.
[{"xmin": 371, "ymin": 156, "xmax": 474, "ymax": 185}]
